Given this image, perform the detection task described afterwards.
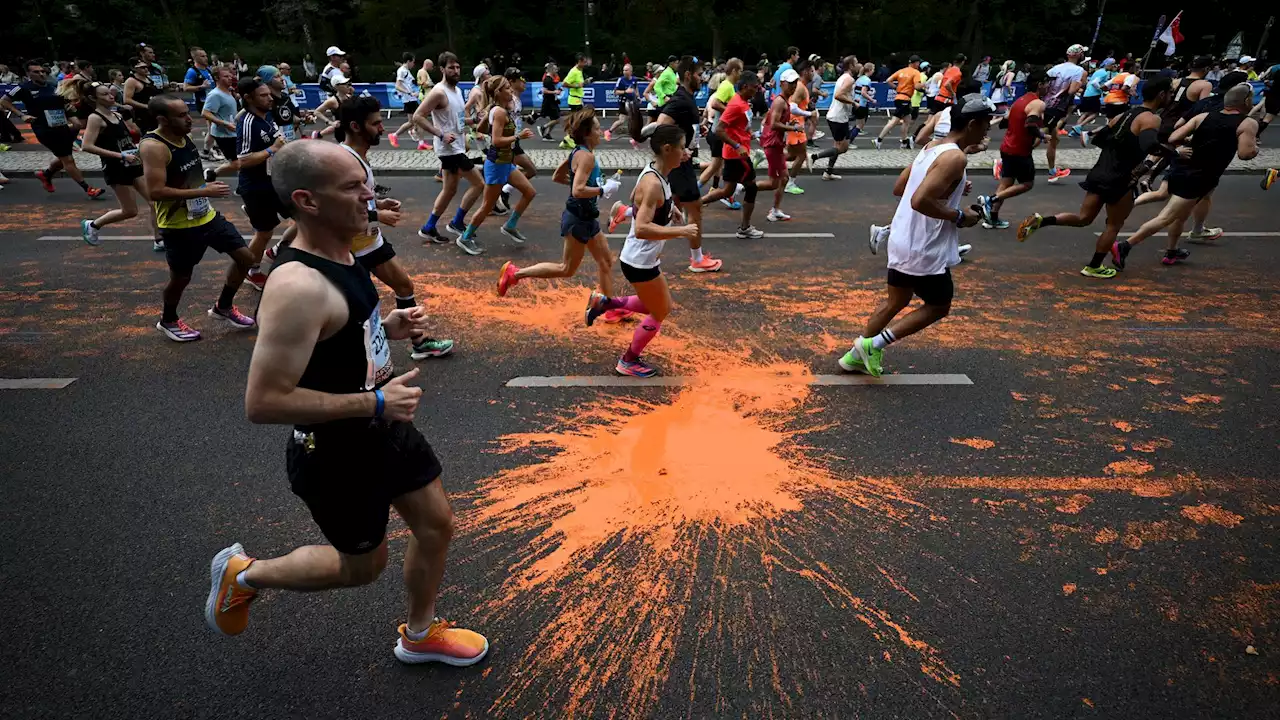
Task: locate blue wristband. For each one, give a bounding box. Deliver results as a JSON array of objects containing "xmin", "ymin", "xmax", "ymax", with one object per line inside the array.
[{"xmin": 374, "ymin": 389, "xmax": 385, "ymax": 418}]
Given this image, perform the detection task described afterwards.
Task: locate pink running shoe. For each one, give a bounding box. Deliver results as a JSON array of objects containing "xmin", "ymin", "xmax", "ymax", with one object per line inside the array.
[{"xmin": 207, "ymin": 305, "xmax": 256, "ymax": 328}]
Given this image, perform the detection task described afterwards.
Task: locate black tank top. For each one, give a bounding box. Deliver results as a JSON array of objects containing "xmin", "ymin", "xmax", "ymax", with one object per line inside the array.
[
  {"xmin": 131, "ymin": 79, "xmax": 160, "ymax": 130},
  {"xmin": 92, "ymin": 110, "xmax": 137, "ymax": 167},
  {"xmin": 274, "ymin": 247, "xmax": 394, "ymax": 430},
  {"xmin": 1163, "ymin": 78, "xmax": 1198, "ymax": 130},
  {"xmin": 1087, "ymin": 107, "xmax": 1151, "ymax": 184},
  {"xmin": 1183, "ymin": 110, "xmax": 1246, "ymax": 179}
]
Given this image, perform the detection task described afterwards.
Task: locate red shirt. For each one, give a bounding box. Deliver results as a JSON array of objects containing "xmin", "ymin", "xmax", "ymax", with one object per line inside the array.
[
  {"xmin": 719, "ymin": 94, "xmax": 753, "ymax": 159},
  {"xmin": 760, "ymin": 95, "xmax": 790, "ymax": 149},
  {"xmin": 938, "ymin": 66, "xmax": 963, "ymax": 103},
  {"xmin": 1000, "ymin": 92, "xmax": 1039, "ymax": 156}
]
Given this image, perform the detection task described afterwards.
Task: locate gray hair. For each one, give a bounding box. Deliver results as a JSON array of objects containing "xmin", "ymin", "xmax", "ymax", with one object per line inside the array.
[
  {"xmin": 1223, "ymin": 83, "xmax": 1252, "ymax": 110},
  {"xmin": 272, "ymin": 141, "xmax": 342, "ymax": 212}
]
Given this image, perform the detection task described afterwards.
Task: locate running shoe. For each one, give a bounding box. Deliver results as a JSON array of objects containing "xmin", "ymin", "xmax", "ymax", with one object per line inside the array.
[
  {"xmin": 1047, "ymin": 167, "xmax": 1072, "ymax": 184},
  {"xmin": 205, "ymin": 543, "xmax": 257, "ymax": 636},
  {"xmin": 958, "ymin": 243, "xmax": 972, "ymax": 257},
  {"xmin": 411, "ymin": 337, "xmax": 455, "ymax": 359},
  {"xmin": 1110, "ymin": 239, "xmax": 1131, "ymax": 270},
  {"xmin": 688, "ymin": 256, "xmax": 723, "ymax": 273},
  {"xmin": 992, "ymin": 159, "xmax": 1002, "ymax": 179},
  {"xmin": 157, "ymin": 319, "xmax": 201, "ymax": 342},
  {"xmin": 35, "ymin": 170, "xmax": 54, "ymax": 193},
  {"xmin": 496, "ymin": 261, "xmax": 519, "ymax": 296},
  {"xmin": 394, "ymin": 620, "xmax": 489, "ymax": 666},
  {"xmin": 837, "ymin": 349, "xmax": 867, "ymax": 373},
  {"xmin": 868, "ymin": 224, "xmax": 889, "ymax": 254},
  {"xmin": 853, "ymin": 336, "xmax": 884, "ymax": 377},
  {"xmin": 1263, "ymin": 168, "xmax": 1279, "ymax": 190},
  {"xmin": 418, "ymin": 226, "xmax": 449, "ymax": 244},
  {"xmin": 976, "ymin": 195, "xmax": 994, "ymax": 225},
  {"xmin": 153, "ymin": 239, "xmax": 165, "ymax": 252},
  {"xmin": 1079, "ymin": 130, "xmax": 1090, "ymax": 148},
  {"xmin": 456, "ymin": 235, "xmax": 484, "ymax": 255},
  {"xmin": 585, "ymin": 291, "xmax": 609, "ymax": 327},
  {"xmin": 387, "ymin": 132, "xmax": 401, "ymax": 148},
  {"xmin": 1137, "ymin": 178, "xmax": 1152, "ymax": 195},
  {"xmin": 813, "ymin": 130, "xmax": 826, "ymax": 140},
  {"xmin": 629, "ymin": 138, "xmax": 640, "ymax": 150},
  {"xmin": 418, "ymin": 141, "xmax": 432, "ymax": 151},
  {"xmin": 489, "ymin": 203, "xmax": 509, "ymax": 216},
  {"xmin": 0, "ymin": 144, "xmax": 8, "ymax": 153},
  {"xmin": 616, "ymin": 357, "xmax": 658, "ymax": 378},
  {"xmin": 80, "ymin": 219, "xmax": 100, "ymax": 247},
  {"xmin": 822, "ymin": 172, "xmax": 842, "ymax": 181},
  {"xmin": 433, "ymin": 171, "xmax": 443, "ymax": 182},
  {"xmin": 1162, "ymin": 248, "xmax": 1190, "ymax": 265},
  {"xmin": 766, "ymin": 208, "xmax": 791, "ymax": 222},
  {"xmin": 375, "ymin": 184, "xmax": 392, "ymax": 199},
  {"xmin": 719, "ymin": 197, "xmax": 742, "ymax": 210},
  {"xmin": 204, "ymin": 169, "xmax": 218, "ymax": 183},
  {"xmin": 198, "ymin": 148, "xmax": 217, "ymax": 161},
  {"xmin": 245, "ymin": 269, "xmax": 268, "ymax": 292},
  {"xmin": 264, "ymin": 243, "xmax": 280, "ymax": 261},
  {"xmin": 749, "ymin": 148, "xmax": 766, "ymax": 168},
  {"xmin": 1079, "ymin": 265, "xmax": 1118, "ymax": 278},
  {"xmin": 906, "ymin": 137, "xmax": 915, "ymax": 150},
  {"xmin": 208, "ymin": 304, "xmax": 256, "ymax": 328},
  {"xmin": 500, "ymin": 225, "xmax": 527, "ymax": 243},
  {"xmin": 736, "ymin": 225, "xmax": 765, "ymax": 239},
  {"xmin": 981, "ymin": 219, "xmax": 1011, "ymax": 229},
  {"xmin": 601, "ymin": 309, "xmax": 633, "ymax": 323},
  {"xmin": 1016, "ymin": 213, "xmax": 1043, "ymax": 242},
  {"xmin": 1186, "ymin": 227, "xmax": 1223, "ymax": 242},
  {"xmin": 558, "ymin": 137, "xmax": 576, "ymax": 149},
  {"xmin": 784, "ymin": 180, "xmax": 804, "ymax": 195},
  {"xmin": 604, "ymin": 130, "xmax": 613, "ymax": 142},
  {"xmin": 608, "ymin": 201, "xmax": 629, "ymax": 233},
  {"xmin": 445, "ymin": 220, "xmax": 467, "ymax": 236},
  {"xmin": 86, "ymin": 186, "xmax": 106, "ymax": 199},
  {"xmin": 498, "ymin": 190, "xmax": 511, "ymax": 213}
]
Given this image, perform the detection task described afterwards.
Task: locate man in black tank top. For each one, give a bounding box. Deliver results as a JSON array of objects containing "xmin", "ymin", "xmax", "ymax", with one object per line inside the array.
[
  {"xmin": 207, "ymin": 141, "xmax": 489, "ymax": 667},
  {"xmin": 1115, "ymin": 84, "xmax": 1260, "ymax": 268}
]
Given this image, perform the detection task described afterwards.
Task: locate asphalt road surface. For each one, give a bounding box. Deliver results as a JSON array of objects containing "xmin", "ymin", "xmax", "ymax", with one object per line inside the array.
[{"xmin": 1, "ymin": 170, "xmax": 1277, "ymax": 719}]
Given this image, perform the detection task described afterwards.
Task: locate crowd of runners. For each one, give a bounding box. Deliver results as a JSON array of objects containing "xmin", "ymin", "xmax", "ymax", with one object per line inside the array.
[{"xmin": 1, "ymin": 40, "xmax": 1278, "ymax": 667}]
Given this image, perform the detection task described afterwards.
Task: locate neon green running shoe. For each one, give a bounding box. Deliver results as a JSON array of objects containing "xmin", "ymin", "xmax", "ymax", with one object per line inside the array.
[
  {"xmin": 838, "ymin": 349, "xmax": 866, "ymax": 373},
  {"xmin": 854, "ymin": 337, "xmax": 883, "ymax": 377},
  {"xmin": 1079, "ymin": 265, "xmax": 1118, "ymax": 279}
]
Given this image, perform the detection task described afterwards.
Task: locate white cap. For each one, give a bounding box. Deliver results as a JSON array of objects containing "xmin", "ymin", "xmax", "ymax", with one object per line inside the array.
[
  {"xmin": 473, "ymin": 64, "xmax": 489, "ymax": 81},
  {"xmin": 1239, "ymin": 55, "xmax": 1256, "ymax": 64},
  {"xmin": 325, "ymin": 46, "xmax": 346, "ymax": 57},
  {"xmin": 1066, "ymin": 44, "xmax": 1088, "ymax": 56},
  {"xmin": 330, "ymin": 72, "xmax": 351, "ymax": 85},
  {"xmin": 780, "ymin": 69, "xmax": 800, "ymax": 83}
]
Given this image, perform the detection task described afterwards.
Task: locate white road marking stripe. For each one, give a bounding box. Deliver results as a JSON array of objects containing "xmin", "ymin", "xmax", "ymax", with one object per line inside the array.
[
  {"xmin": 0, "ymin": 378, "xmax": 77, "ymax": 389},
  {"xmin": 37, "ymin": 235, "xmax": 283, "ymax": 241},
  {"xmin": 604, "ymin": 232, "xmax": 835, "ymax": 239},
  {"xmin": 1096, "ymin": 231, "xmax": 1280, "ymax": 238},
  {"xmin": 507, "ymin": 374, "xmax": 972, "ymax": 388},
  {"xmin": 1121, "ymin": 327, "xmax": 1228, "ymax": 331}
]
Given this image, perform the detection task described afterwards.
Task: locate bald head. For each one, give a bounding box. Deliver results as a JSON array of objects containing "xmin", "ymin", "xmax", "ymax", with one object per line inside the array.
[
  {"xmin": 273, "ymin": 141, "xmax": 351, "ymax": 210},
  {"xmin": 1223, "ymin": 83, "xmax": 1252, "ymax": 111},
  {"xmin": 272, "ymin": 141, "xmax": 372, "ymax": 245}
]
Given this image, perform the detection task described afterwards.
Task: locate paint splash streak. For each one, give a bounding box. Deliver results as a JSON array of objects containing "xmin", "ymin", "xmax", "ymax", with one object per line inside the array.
[
  {"xmin": 1180, "ymin": 504, "xmax": 1244, "ymax": 528},
  {"xmin": 950, "ymin": 437, "xmax": 995, "ymax": 450}
]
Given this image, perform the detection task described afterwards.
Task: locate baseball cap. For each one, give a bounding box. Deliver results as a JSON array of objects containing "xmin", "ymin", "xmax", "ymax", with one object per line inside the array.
[
  {"xmin": 908, "ymin": 54, "xmax": 921, "ymax": 64},
  {"xmin": 808, "ymin": 53, "xmax": 821, "ymax": 62},
  {"xmin": 1067, "ymin": 44, "xmax": 1088, "ymax": 56},
  {"xmin": 325, "ymin": 46, "xmax": 346, "ymax": 57},
  {"xmin": 920, "ymin": 61, "xmax": 931, "ymax": 70},
  {"xmin": 780, "ymin": 69, "xmax": 800, "ymax": 83},
  {"xmin": 473, "ymin": 64, "xmax": 489, "ymax": 81},
  {"xmin": 956, "ymin": 92, "xmax": 997, "ymax": 121},
  {"xmin": 1102, "ymin": 57, "xmax": 1117, "ymax": 67},
  {"xmin": 1239, "ymin": 55, "xmax": 1255, "ymax": 64},
  {"xmin": 330, "ymin": 72, "xmax": 351, "ymax": 85},
  {"xmin": 256, "ymin": 65, "xmax": 280, "ymax": 81}
]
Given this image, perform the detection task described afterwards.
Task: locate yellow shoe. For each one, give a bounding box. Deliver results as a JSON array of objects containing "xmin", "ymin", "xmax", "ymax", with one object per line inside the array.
[
  {"xmin": 394, "ymin": 619, "xmax": 489, "ymax": 665},
  {"xmin": 1263, "ymin": 168, "xmax": 1278, "ymax": 191},
  {"xmin": 205, "ymin": 543, "xmax": 257, "ymax": 635}
]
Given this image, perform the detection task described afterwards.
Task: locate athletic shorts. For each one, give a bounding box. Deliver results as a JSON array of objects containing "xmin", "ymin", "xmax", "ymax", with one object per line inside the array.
[
  {"xmin": 213, "ymin": 136, "xmax": 238, "ymax": 161},
  {"xmin": 853, "ymin": 105, "xmax": 870, "ymax": 121},
  {"xmin": 999, "ymin": 152, "xmax": 1036, "ymax": 184},
  {"xmin": 786, "ymin": 127, "xmax": 807, "ymax": 146},
  {"xmin": 887, "ymin": 267, "xmax": 953, "ymax": 306},
  {"xmin": 1043, "ymin": 105, "xmax": 1070, "ymax": 129},
  {"xmin": 484, "ymin": 159, "xmax": 516, "ymax": 186},
  {"xmin": 355, "ymin": 239, "xmax": 396, "ymax": 270},
  {"xmin": 621, "ymin": 260, "xmax": 661, "ymax": 284},
  {"xmin": 1078, "ymin": 179, "xmax": 1131, "ymax": 206},
  {"xmin": 561, "ymin": 209, "xmax": 600, "ymax": 242},
  {"xmin": 287, "ymin": 420, "xmax": 441, "ymax": 556},
  {"xmin": 927, "ymin": 97, "xmax": 949, "ymax": 114},
  {"xmin": 403, "ymin": 100, "xmax": 420, "ymax": 116},
  {"xmin": 1167, "ymin": 172, "xmax": 1218, "ymax": 201},
  {"xmin": 33, "ymin": 126, "xmax": 76, "ymax": 158},
  {"xmin": 1103, "ymin": 103, "xmax": 1129, "ymax": 119},
  {"xmin": 722, "ymin": 157, "xmax": 755, "ymax": 187},
  {"xmin": 893, "ymin": 99, "xmax": 912, "ymax": 118},
  {"xmin": 161, "ymin": 213, "xmax": 247, "ymax": 276},
  {"xmin": 763, "ymin": 145, "xmax": 787, "ymax": 178},
  {"xmin": 239, "ymin": 186, "xmax": 292, "ymax": 232},
  {"xmin": 707, "ymin": 133, "xmax": 724, "ymax": 159},
  {"xmin": 102, "ymin": 160, "xmax": 144, "ymax": 188},
  {"xmin": 827, "ymin": 119, "xmax": 850, "ymax": 142},
  {"xmin": 911, "ymin": 105, "xmax": 921, "ymax": 119},
  {"xmin": 1079, "ymin": 96, "xmax": 1102, "ymax": 114},
  {"xmin": 667, "ymin": 159, "xmax": 701, "ymax": 203},
  {"xmin": 513, "ymin": 138, "xmax": 525, "ymax": 157},
  {"xmin": 1265, "ymin": 88, "xmax": 1280, "ymax": 115},
  {"xmin": 439, "ymin": 153, "xmax": 474, "ymax": 174},
  {"xmin": 541, "ymin": 100, "xmax": 560, "ymax": 120}
]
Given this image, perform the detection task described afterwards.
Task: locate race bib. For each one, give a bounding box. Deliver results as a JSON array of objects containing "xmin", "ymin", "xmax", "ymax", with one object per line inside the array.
[
  {"xmin": 363, "ymin": 305, "xmax": 393, "ymax": 389},
  {"xmin": 44, "ymin": 109, "xmax": 67, "ymax": 127},
  {"xmin": 186, "ymin": 196, "xmax": 210, "ymax": 219},
  {"xmin": 281, "ymin": 124, "xmax": 296, "ymax": 141}
]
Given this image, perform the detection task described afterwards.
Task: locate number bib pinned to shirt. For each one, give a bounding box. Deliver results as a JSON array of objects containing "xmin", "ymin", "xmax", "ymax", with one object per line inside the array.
[
  {"xmin": 363, "ymin": 303, "xmax": 393, "ymax": 389},
  {"xmin": 44, "ymin": 109, "xmax": 68, "ymax": 127}
]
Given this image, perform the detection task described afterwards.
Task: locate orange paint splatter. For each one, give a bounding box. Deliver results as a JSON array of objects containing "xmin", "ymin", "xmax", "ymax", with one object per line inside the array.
[
  {"xmin": 1112, "ymin": 421, "xmax": 1134, "ymax": 433},
  {"xmin": 1082, "ymin": 697, "xmax": 1095, "ymax": 708},
  {"xmin": 1182, "ymin": 394, "xmax": 1223, "ymax": 405},
  {"xmin": 1094, "ymin": 527, "xmax": 1119, "ymax": 544},
  {"xmin": 1063, "ymin": 583, "xmax": 1077, "ymax": 596},
  {"xmin": 1104, "ymin": 459, "xmax": 1154, "ymax": 477},
  {"xmin": 950, "ymin": 437, "xmax": 995, "ymax": 450},
  {"xmin": 1180, "ymin": 504, "xmax": 1244, "ymax": 528},
  {"xmin": 1055, "ymin": 494, "xmax": 1093, "ymax": 514}
]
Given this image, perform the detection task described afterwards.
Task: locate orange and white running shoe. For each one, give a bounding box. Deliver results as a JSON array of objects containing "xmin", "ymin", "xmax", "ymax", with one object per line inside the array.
[
  {"xmin": 688, "ymin": 255, "xmax": 723, "ymax": 273},
  {"xmin": 394, "ymin": 619, "xmax": 489, "ymax": 665},
  {"xmin": 205, "ymin": 543, "xmax": 257, "ymax": 636},
  {"xmin": 608, "ymin": 201, "xmax": 630, "ymax": 233}
]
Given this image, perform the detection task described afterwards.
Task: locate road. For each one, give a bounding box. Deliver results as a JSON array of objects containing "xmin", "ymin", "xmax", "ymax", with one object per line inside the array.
[{"xmin": 1, "ymin": 171, "xmax": 1277, "ymax": 719}]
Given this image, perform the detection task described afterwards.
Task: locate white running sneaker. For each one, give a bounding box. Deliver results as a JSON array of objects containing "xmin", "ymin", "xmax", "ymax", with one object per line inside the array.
[
  {"xmin": 767, "ymin": 208, "xmax": 791, "ymax": 222},
  {"xmin": 868, "ymin": 224, "xmax": 890, "ymax": 255},
  {"xmin": 822, "ymin": 172, "xmax": 842, "ymax": 181},
  {"xmin": 958, "ymin": 243, "xmax": 972, "ymax": 257},
  {"xmin": 736, "ymin": 225, "xmax": 765, "ymax": 239}
]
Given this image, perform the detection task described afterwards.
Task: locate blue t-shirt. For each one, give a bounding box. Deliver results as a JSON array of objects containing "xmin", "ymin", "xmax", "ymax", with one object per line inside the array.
[
  {"xmin": 1083, "ymin": 69, "xmax": 1111, "ymax": 98},
  {"xmin": 185, "ymin": 66, "xmax": 214, "ymax": 103},
  {"xmin": 853, "ymin": 75, "xmax": 872, "ymax": 106},
  {"xmin": 771, "ymin": 62, "xmax": 793, "ymax": 89},
  {"xmin": 204, "ymin": 88, "xmax": 239, "ymax": 138},
  {"xmin": 615, "ymin": 75, "xmax": 637, "ymax": 99}
]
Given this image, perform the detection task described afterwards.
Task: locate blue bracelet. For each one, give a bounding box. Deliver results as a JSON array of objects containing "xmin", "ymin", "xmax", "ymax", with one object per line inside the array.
[{"xmin": 374, "ymin": 389, "xmax": 385, "ymax": 418}]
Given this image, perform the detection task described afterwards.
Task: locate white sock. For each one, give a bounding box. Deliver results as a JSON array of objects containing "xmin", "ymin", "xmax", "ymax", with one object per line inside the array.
[
  {"xmin": 235, "ymin": 570, "xmax": 257, "ymax": 590},
  {"xmin": 624, "ymin": 206, "xmax": 634, "ymax": 219},
  {"xmin": 691, "ymin": 247, "xmax": 704, "ymax": 262},
  {"xmin": 502, "ymin": 183, "xmax": 514, "ymax": 195},
  {"xmin": 872, "ymin": 328, "xmax": 896, "ymax": 350},
  {"xmin": 405, "ymin": 624, "xmax": 431, "ymax": 641}
]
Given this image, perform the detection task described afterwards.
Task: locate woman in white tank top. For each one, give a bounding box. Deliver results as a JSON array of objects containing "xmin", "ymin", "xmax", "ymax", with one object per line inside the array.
[{"xmin": 584, "ymin": 124, "xmax": 694, "ymax": 378}]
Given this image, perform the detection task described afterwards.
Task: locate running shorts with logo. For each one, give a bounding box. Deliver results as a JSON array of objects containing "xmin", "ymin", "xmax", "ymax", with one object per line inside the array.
[
  {"xmin": 887, "ymin": 267, "xmax": 953, "ymax": 305},
  {"xmin": 287, "ymin": 420, "xmax": 442, "ymax": 555},
  {"xmin": 999, "ymin": 152, "xmax": 1036, "ymax": 184},
  {"xmin": 439, "ymin": 153, "xmax": 475, "ymax": 174},
  {"xmin": 162, "ymin": 213, "xmax": 248, "ymax": 276}
]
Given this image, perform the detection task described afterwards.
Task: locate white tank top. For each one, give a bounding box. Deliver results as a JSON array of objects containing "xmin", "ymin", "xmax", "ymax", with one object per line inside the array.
[
  {"xmin": 887, "ymin": 142, "xmax": 965, "ymax": 276},
  {"xmin": 619, "ymin": 164, "xmax": 673, "ymax": 270},
  {"xmin": 431, "ymin": 83, "xmax": 466, "ymax": 156},
  {"xmin": 932, "ymin": 106, "xmax": 952, "ymax": 139},
  {"xmin": 338, "ymin": 143, "xmax": 385, "ymax": 257}
]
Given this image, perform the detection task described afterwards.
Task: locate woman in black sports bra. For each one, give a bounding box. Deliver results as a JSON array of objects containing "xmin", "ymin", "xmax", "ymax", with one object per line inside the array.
[{"xmin": 77, "ymin": 82, "xmax": 159, "ymax": 247}]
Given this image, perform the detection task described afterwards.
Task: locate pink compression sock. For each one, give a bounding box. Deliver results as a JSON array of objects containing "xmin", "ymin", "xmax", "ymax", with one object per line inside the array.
[
  {"xmin": 624, "ymin": 315, "xmax": 662, "ymax": 361},
  {"xmin": 608, "ymin": 295, "xmax": 648, "ymax": 313}
]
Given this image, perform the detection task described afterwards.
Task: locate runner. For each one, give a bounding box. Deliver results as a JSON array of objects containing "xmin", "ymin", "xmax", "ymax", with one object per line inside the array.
[
  {"xmin": 697, "ymin": 73, "xmax": 768, "ymax": 239},
  {"xmin": 936, "ymin": 54, "xmax": 966, "ymax": 114},
  {"xmin": 783, "ymin": 61, "xmax": 813, "ymax": 194},
  {"xmin": 453, "ymin": 75, "xmax": 537, "ymax": 253},
  {"xmin": 139, "ymin": 94, "xmax": 256, "ymax": 341},
  {"xmin": 561, "ymin": 54, "xmax": 589, "ymax": 148},
  {"xmin": 414, "ymin": 53, "xmax": 485, "ymax": 252},
  {"xmin": 497, "ymin": 68, "xmax": 538, "ymax": 214},
  {"xmin": 1101, "ymin": 63, "xmax": 1139, "ymax": 122},
  {"xmin": 387, "ymin": 53, "xmax": 421, "ymax": 148},
  {"xmin": 875, "ymin": 56, "xmax": 924, "ymax": 149},
  {"xmin": 975, "ymin": 71, "xmax": 1051, "ymax": 230},
  {"xmin": 1042, "ymin": 45, "xmax": 1088, "ymax": 183},
  {"xmin": 497, "ymin": 107, "xmax": 622, "ymax": 303},
  {"xmin": 536, "ymin": 62, "xmax": 561, "ymax": 141},
  {"xmin": 1111, "ymin": 84, "xmax": 1260, "ymax": 269},
  {"xmin": 0, "ymin": 60, "xmax": 104, "ymax": 198},
  {"xmin": 651, "ymin": 55, "xmax": 680, "ymax": 112},
  {"xmin": 258, "ymin": 66, "xmax": 304, "ymax": 143},
  {"xmin": 698, "ymin": 58, "xmax": 743, "ymax": 207},
  {"xmin": 181, "ymin": 48, "xmax": 217, "ymax": 159},
  {"xmin": 337, "ymin": 96, "xmax": 455, "ymax": 359},
  {"xmin": 202, "ymin": 66, "xmax": 241, "ymax": 171},
  {"xmin": 1016, "ymin": 78, "xmax": 1173, "ymax": 278},
  {"xmin": 606, "ymin": 63, "xmax": 640, "ymax": 141},
  {"xmin": 584, "ymin": 125, "xmax": 694, "ymax": 378},
  {"xmin": 811, "ymin": 57, "xmax": 861, "ymax": 180},
  {"xmin": 804, "ymin": 54, "xmax": 828, "ymax": 146},
  {"xmin": 1256, "ymin": 59, "xmax": 1279, "ymax": 140},
  {"xmin": 231, "ymin": 76, "xmax": 289, "ymax": 292},
  {"xmin": 761, "ymin": 68, "xmax": 803, "ymax": 220},
  {"xmin": 78, "ymin": 81, "xmax": 159, "ymax": 247},
  {"xmin": 123, "ymin": 60, "xmax": 162, "ymax": 135},
  {"xmin": 208, "ymin": 140, "xmax": 486, "ymax": 667},
  {"xmin": 1070, "ymin": 57, "xmax": 1115, "ymax": 136},
  {"xmin": 318, "ymin": 46, "xmax": 347, "ymax": 95},
  {"xmin": 840, "ymin": 94, "xmax": 993, "ymax": 377},
  {"xmin": 310, "ymin": 73, "xmax": 356, "ymax": 139}
]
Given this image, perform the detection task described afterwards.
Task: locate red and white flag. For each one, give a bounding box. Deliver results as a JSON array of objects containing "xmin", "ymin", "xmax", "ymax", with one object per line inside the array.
[{"xmin": 1159, "ymin": 11, "xmax": 1185, "ymax": 56}]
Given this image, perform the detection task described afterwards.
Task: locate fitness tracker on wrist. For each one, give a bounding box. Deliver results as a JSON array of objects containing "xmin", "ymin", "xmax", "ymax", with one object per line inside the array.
[{"xmin": 374, "ymin": 389, "xmax": 385, "ymax": 418}]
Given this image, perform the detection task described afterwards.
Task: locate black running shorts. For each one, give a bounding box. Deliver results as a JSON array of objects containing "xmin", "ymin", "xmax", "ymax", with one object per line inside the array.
[
  {"xmin": 827, "ymin": 119, "xmax": 850, "ymax": 142},
  {"xmin": 892, "ymin": 99, "xmax": 912, "ymax": 118},
  {"xmin": 162, "ymin": 213, "xmax": 247, "ymax": 276},
  {"xmin": 439, "ymin": 153, "xmax": 475, "ymax": 173},
  {"xmin": 1079, "ymin": 96, "xmax": 1102, "ymax": 114},
  {"xmin": 213, "ymin": 136, "xmax": 238, "ymax": 162},
  {"xmin": 621, "ymin": 260, "xmax": 661, "ymax": 284},
  {"xmin": 240, "ymin": 186, "xmax": 292, "ymax": 232},
  {"xmin": 1167, "ymin": 172, "xmax": 1219, "ymax": 201},
  {"xmin": 33, "ymin": 126, "xmax": 76, "ymax": 158},
  {"xmin": 667, "ymin": 158, "xmax": 701, "ymax": 203},
  {"xmin": 722, "ymin": 157, "xmax": 754, "ymax": 187},
  {"xmin": 887, "ymin": 267, "xmax": 953, "ymax": 306},
  {"xmin": 1103, "ymin": 103, "xmax": 1129, "ymax": 119},
  {"xmin": 1078, "ymin": 179, "xmax": 1132, "ymax": 206},
  {"xmin": 355, "ymin": 239, "xmax": 397, "ymax": 270},
  {"xmin": 287, "ymin": 420, "xmax": 442, "ymax": 555},
  {"xmin": 403, "ymin": 100, "xmax": 420, "ymax": 116},
  {"xmin": 999, "ymin": 152, "xmax": 1036, "ymax": 184}
]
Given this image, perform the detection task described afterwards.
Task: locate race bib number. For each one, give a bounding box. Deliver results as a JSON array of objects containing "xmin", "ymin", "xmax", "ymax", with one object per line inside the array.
[
  {"xmin": 44, "ymin": 109, "xmax": 68, "ymax": 127},
  {"xmin": 281, "ymin": 124, "xmax": 296, "ymax": 141},
  {"xmin": 186, "ymin": 196, "xmax": 210, "ymax": 219},
  {"xmin": 363, "ymin": 305, "xmax": 393, "ymax": 389}
]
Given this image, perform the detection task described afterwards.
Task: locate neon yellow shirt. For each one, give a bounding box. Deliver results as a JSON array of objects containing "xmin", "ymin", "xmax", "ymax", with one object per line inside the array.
[
  {"xmin": 911, "ymin": 71, "xmax": 927, "ymax": 108},
  {"xmin": 565, "ymin": 66, "xmax": 585, "ymax": 106},
  {"xmin": 714, "ymin": 79, "xmax": 735, "ymax": 104}
]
